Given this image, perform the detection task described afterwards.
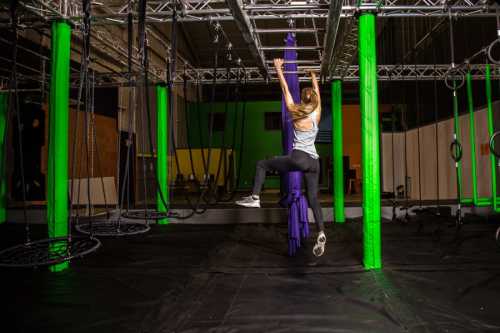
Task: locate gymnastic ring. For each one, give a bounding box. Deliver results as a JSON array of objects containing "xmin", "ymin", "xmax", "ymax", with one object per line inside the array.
[
  {"xmin": 489, "ymin": 131, "xmax": 500, "ymax": 159},
  {"xmin": 450, "ymin": 139, "xmax": 463, "ymax": 162},
  {"xmin": 487, "ymin": 39, "xmax": 500, "ymax": 65},
  {"xmin": 444, "ymin": 66, "xmax": 465, "ymax": 91},
  {"xmin": 496, "ymin": 226, "xmax": 500, "ymax": 246}
]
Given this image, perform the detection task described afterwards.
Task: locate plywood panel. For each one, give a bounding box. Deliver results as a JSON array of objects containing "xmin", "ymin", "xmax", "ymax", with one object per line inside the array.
[
  {"xmin": 70, "ymin": 177, "xmax": 117, "ymax": 205},
  {"xmin": 42, "ymin": 107, "xmax": 119, "ymax": 200}
]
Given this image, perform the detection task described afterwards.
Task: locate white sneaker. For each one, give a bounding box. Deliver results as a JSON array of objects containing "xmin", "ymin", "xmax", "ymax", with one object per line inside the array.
[
  {"xmin": 313, "ymin": 231, "xmax": 326, "ymax": 257},
  {"xmin": 235, "ymin": 195, "xmax": 261, "ymax": 208}
]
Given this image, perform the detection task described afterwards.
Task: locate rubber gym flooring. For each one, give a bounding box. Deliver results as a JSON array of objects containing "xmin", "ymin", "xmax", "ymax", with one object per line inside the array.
[{"xmin": 1, "ymin": 216, "xmax": 500, "ymax": 333}]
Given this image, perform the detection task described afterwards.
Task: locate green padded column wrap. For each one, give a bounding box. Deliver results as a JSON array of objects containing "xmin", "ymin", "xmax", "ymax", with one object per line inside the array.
[
  {"xmin": 156, "ymin": 84, "xmax": 169, "ymax": 224},
  {"xmin": 466, "ymin": 72, "xmax": 479, "ymax": 206},
  {"xmin": 359, "ymin": 13, "xmax": 382, "ymax": 270},
  {"xmin": 0, "ymin": 93, "xmax": 6, "ymax": 224},
  {"xmin": 485, "ymin": 64, "xmax": 498, "ymax": 211},
  {"xmin": 47, "ymin": 20, "xmax": 72, "ymax": 272},
  {"xmin": 332, "ymin": 80, "xmax": 345, "ymax": 223}
]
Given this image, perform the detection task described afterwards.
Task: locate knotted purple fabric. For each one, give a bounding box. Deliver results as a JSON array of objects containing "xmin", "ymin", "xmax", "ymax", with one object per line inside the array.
[{"xmin": 281, "ymin": 33, "xmax": 310, "ymax": 256}]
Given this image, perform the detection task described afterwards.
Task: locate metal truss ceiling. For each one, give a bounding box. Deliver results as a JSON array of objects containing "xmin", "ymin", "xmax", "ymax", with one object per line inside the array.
[{"xmin": 6, "ymin": 1, "xmax": 500, "ymax": 84}]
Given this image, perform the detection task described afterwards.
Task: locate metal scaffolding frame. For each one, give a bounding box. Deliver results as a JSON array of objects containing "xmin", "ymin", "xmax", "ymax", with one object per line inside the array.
[
  {"xmin": 11, "ymin": 64, "xmax": 496, "ymax": 87},
  {"xmin": 3, "ymin": 0, "xmax": 499, "ymax": 85}
]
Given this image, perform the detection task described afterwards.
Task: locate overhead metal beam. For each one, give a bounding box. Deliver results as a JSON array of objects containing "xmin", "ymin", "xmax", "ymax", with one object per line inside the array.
[
  {"xmin": 225, "ymin": 0, "xmax": 268, "ymax": 78},
  {"xmin": 260, "ymin": 46, "xmax": 322, "ymax": 51},
  {"xmin": 255, "ymin": 28, "xmax": 323, "ymax": 34},
  {"xmin": 13, "ymin": 1, "xmax": 498, "ymax": 23},
  {"xmin": 320, "ymin": 0, "xmax": 343, "ymax": 78}
]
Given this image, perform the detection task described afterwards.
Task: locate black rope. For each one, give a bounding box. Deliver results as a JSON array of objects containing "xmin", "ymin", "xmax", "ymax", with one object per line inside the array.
[
  {"xmin": 138, "ymin": 0, "xmax": 171, "ymax": 217},
  {"xmin": 89, "ymin": 71, "xmax": 110, "ymax": 219},
  {"xmin": 218, "ymin": 65, "xmax": 246, "ymax": 202},
  {"xmin": 413, "ymin": 18, "xmax": 423, "ymax": 210},
  {"xmin": 201, "ymin": 32, "xmax": 220, "ymax": 204},
  {"xmin": 387, "ymin": 19, "xmax": 397, "ymax": 221},
  {"xmin": 138, "ymin": 0, "xmax": 153, "ymax": 216},
  {"xmin": 236, "ymin": 68, "xmax": 247, "ymax": 191},
  {"xmin": 195, "ymin": 76, "xmax": 208, "ymax": 178},
  {"xmin": 182, "ymin": 66, "xmax": 196, "ymax": 180},
  {"xmin": 9, "ymin": 0, "xmax": 30, "ymax": 242},
  {"xmin": 449, "ymin": 12, "xmax": 456, "ymax": 68},
  {"xmin": 401, "ymin": 17, "xmax": 410, "ymax": 221},
  {"xmin": 448, "ymin": 11, "xmax": 463, "ymax": 229},
  {"xmin": 431, "ymin": 18, "xmax": 441, "ymax": 215},
  {"xmin": 180, "ymin": 68, "xmax": 208, "ymax": 214},
  {"xmin": 83, "ymin": 0, "xmax": 95, "ymax": 234},
  {"xmin": 117, "ymin": 0, "xmax": 135, "ymax": 220},
  {"xmin": 210, "ymin": 61, "xmax": 231, "ymax": 201},
  {"xmin": 162, "ymin": 3, "xmax": 208, "ymax": 219}
]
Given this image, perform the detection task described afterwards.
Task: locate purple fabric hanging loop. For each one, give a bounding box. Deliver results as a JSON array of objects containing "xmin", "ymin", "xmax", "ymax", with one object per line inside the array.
[{"xmin": 281, "ymin": 33, "xmax": 310, "ymax": 256}]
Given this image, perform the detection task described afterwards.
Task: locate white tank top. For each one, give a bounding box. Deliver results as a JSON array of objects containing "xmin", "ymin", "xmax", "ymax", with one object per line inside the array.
[{"xmin": 292, "ymin": 110, "xmax": 319, "ymax": 159}]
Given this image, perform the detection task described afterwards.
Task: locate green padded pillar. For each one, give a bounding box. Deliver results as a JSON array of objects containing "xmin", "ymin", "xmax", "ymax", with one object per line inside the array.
[
  {"xmin": 156, "ymin": 84, "xmax": 169, "ymax": 225},
  {"xmin": 331, "ymin": 80, "xmax": 345, "ymax": 223},
  {"xmin": 47, "ymin": 20, "xmax": 72, "ymax": 272},
  {"xmin": 485, "ymin": 65, "xmax": 498, "ymax": 212},
  {"xmin": 0, "ymin": 92, "xmax": 7, "ymax": 224},
  {"xmin": 466, "ymin": 72, "xmax": 479, "ymax": 206},
  {"xmin": 359, "ymin": 12, "xmax": 382, "ymax": 270}
]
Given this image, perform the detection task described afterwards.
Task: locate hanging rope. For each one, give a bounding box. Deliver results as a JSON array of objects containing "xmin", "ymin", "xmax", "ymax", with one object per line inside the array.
[
  {"xmin": 0, "ymin": 1, "xmax": 102, "ymax": 267},
  {"xmin": 117, "ymin": 0, "xmax": 135, "ymax": 221},
  {"xmin": 136, "ymin": 0, "xmax": 172, "ymax": 218},
  {"xmin": 218, "ymin": 64, "xmax": 247, "ymax": 202},
  {"xmin": 487, "ymin": 5, "xmax": 500, "ymax": 64},
  {"xmin": 412, "ymin": 18, "xmax": 423, "ymax": 211},
  {"xmin": 209, "ymin": 51, "xmax": 232, "ymax": 201},
  {"xmin": 8, "ymin": 0, "xmax": 30, "ymax": 242},
  {"xmin": 200, "ymin": 22, "xmax": 221, "ymax": 205},
  {"xmin": 447, "ymin": 12, "xmax": 464, "ymax": 229},
  {"xmin": 401, "ymin": 16, "xmax": 410, "ymax": 222}
]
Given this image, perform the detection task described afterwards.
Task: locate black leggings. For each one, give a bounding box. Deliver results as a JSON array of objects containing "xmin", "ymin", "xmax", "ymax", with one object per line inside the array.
[{"xmin": 252, "ymin": 149, "xmax": 324, "ymax": 232}]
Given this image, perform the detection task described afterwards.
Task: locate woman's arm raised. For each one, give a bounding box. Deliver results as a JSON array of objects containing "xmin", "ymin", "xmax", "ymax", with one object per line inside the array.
[
  {"xmin": 274, "ymin": 58, "xmax": 296, "ymax": 112},
  {"xmin": 310, "ymin": 71, "xmax": 321, "ymax": 123}
]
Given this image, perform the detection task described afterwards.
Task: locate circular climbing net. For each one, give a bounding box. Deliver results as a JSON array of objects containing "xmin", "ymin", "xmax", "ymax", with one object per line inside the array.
[
  {"xmin": 0, "ymin": 236, "xmax": 101, "ymax": 268},
  {"xmin": 75, "ymin": 219, "xmax": 151, "ymax": 236}
]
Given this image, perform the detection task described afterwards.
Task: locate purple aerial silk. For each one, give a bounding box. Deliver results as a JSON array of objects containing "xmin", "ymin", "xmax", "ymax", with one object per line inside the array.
[{"xmin": 281, "ymin": 33, "xmax": 310, "ymax": 256}]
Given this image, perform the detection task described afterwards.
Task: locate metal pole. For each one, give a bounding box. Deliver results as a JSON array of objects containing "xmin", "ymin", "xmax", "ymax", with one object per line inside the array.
[
  {"xmin": 359, "ymin": 13, "xmax": 381, "ymax": 270},
  {"xmin": 331, "ymin": 80, "xmax": 345, "ymax": 223},
  {"xmin": 156, "ymin": 83, "xmax": 169, "ymax": 224},
  {"xmin": 0, "ymin": 92, "xmax": 6, "ymax": 224},
  {"xmin": 47, "ymin": 20, "xmax": 72, "ymax": 272}
]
